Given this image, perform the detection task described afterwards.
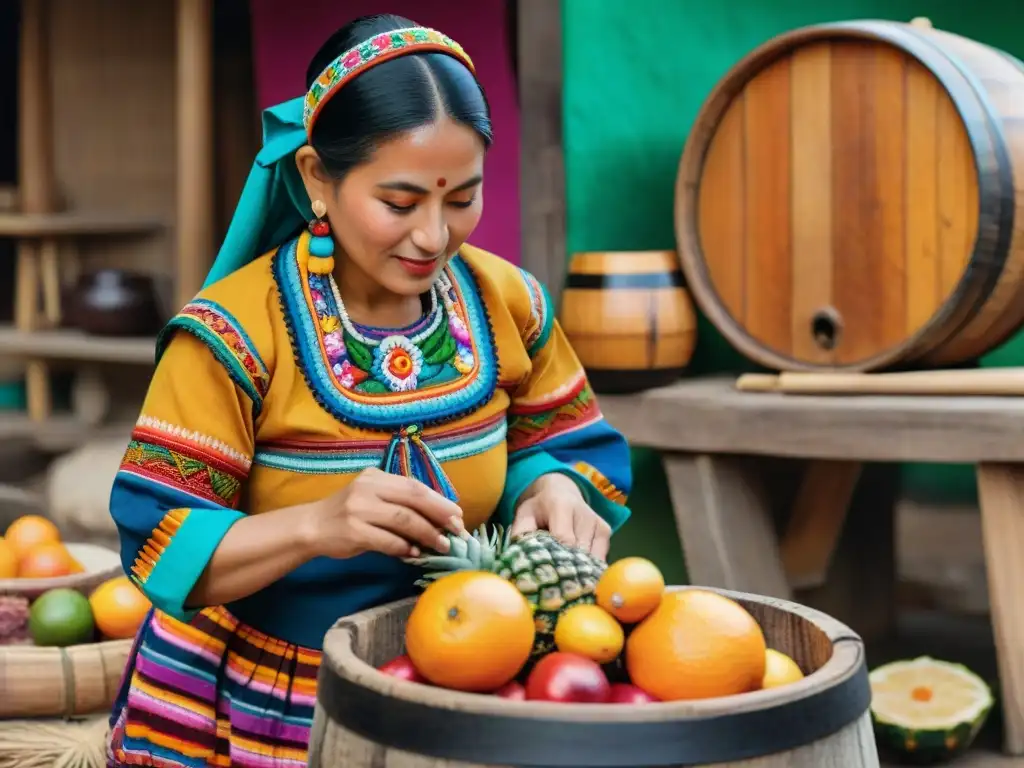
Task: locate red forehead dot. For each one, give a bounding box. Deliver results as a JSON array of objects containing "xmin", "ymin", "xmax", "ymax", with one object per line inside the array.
[{"xmin": 436, "ymin": 178, "xmax": 447, "ymax": 188}]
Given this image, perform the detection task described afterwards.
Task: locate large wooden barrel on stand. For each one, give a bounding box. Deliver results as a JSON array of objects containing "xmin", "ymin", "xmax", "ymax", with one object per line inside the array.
[
  {"xmin": 675, "ymin": 20, "xmax": 1024, "ymax": 372},
  {"xmin": 309, "ymin": 587, "xmax": 878, "ymax": 767}
]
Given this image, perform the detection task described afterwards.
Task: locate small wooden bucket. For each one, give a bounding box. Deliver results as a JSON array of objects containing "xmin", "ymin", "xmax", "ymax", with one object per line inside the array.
[
  {"xmin": 310, "ymin": 587, "xmax": 878, "ymax": 767},
  {"xmin": 559, "ymin": 250, "xmax": 696, "ymax": 394}
]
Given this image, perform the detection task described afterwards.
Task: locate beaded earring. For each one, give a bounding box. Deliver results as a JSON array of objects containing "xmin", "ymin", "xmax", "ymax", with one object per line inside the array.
[{"xmin": 307, "ymin": 199, "xmax": 335, "ymax": 275}]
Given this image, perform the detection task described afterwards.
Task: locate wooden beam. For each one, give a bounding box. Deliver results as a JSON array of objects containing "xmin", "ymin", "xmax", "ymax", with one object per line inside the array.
[
  {"xmin": 598, "ymin": 375, "xmax": 1024, "ymax": 463},
  {"xmin": 176, "ymin": 0, "xmax": 214, "ymax": 310},
  {"xmin": 517, "ymin": 0, "xmax": 567, "ymax": 304}
]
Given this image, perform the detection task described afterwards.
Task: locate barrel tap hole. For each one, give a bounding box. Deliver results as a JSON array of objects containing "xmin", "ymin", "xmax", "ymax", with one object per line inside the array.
[{"xmin": 811, "ymin": 308, "xmax": 842, "ymax": 351}]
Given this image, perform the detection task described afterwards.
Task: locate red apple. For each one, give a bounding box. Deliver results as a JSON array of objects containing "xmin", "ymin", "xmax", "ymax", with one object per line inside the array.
[
  {"xmin": 607, "ymin": 683, "xmax": 659, "ymax": 704},
  {"xmin": 525, "ymin": 652, "xmax": 611, "ymax": 703},
  {"xmin": 492, "ymin": 681, "xmax": 527, "ymax": 700},
  {"xmin": 377, "ymin": 654, "xmax": 427, "ymax": 684}
]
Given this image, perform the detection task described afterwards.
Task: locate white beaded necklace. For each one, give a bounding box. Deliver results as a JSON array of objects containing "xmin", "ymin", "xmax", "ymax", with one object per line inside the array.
[{"xmin": 328, "ymin": 274, "xmax": 445, "ymax": 346}]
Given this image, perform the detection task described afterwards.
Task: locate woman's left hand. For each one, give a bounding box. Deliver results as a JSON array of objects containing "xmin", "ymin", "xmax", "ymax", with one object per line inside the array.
[{"xmin": 510, "ymin": 473, "xmax": 612, "ymax": 560}]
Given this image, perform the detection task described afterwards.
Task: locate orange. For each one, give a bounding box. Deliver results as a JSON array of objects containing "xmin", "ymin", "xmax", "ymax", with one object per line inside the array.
[
  {"xmin": 0, "ymin": 537, "xmax": 17, "ymax": 579},
  {"xmin": 18, "ymin": 542, "xmax": 77, "ymax": 579},
  {"xmin": 554, "ymin": 603, "xmax": 624, "ymax": 664},
  {"xmin": 5, "ymin": 515, "xmax": 61, "ymax": 558},
  {"xmin": 90, "ymin": 576, "xmax": 152, "ymax": 639},
  {"xmin": 626, "ymin": 589, "xmax": 766, "ymax": 701},
  {"xmin": 405, "ymin": 571, "xmax": 535, "ymax": 692},
  {"xmin": 595, "ymin": 556, "xmax": 665, "ymax": 624},
  {"xmin": 762, "ymin": 648, "xmax": 804, "ymax": 689}
]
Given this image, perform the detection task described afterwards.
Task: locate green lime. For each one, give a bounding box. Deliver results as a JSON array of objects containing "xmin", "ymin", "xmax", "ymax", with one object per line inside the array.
[{"xmin": 29, "ymin": 588, "xmax": 95, "ymax": 647}]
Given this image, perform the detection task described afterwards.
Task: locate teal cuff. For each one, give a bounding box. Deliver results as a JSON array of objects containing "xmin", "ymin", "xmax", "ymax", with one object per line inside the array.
[
  {"xmin": 139, "ymin": 507, "xmax": 245, "ymax": 623},
  {"xmin": 497, "ymin": 450, "xmax": 632, "ymax": 532}
]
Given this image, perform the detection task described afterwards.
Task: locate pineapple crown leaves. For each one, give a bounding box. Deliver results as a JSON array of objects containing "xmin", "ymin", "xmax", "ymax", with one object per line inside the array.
[{"xmin": 403, "ymin": 522, "xmax": 606, "ymax": 590}]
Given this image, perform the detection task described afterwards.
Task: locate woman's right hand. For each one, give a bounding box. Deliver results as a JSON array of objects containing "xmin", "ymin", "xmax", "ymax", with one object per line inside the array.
[{"xmin": 300, "ymin": 467, "xmax": 464, "ymax": 560}]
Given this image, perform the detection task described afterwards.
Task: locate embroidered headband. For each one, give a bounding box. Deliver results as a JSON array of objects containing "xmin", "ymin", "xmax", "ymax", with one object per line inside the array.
[{"xmin": 302, "ymin": 26, "xmax": 475, "ymax": 138}]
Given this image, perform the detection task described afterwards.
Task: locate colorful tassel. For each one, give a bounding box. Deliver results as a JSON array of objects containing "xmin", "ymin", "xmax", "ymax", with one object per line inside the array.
[{"xmin": 381, "ymin": 425, "xmax": 459, "ymax": 502}]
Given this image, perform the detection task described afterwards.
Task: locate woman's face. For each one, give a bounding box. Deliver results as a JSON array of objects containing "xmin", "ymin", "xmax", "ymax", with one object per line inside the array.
[{"xmin": 298, "ymin": 118, "xmax": 485, "ymax": 298}]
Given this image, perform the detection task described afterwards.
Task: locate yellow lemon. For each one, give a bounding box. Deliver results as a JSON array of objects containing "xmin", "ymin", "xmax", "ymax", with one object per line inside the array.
[
  {"xmin": 762, "ymin": 648, "xmax": 805, "ymax": 689},
  {"xmin": 554, "ymin": 603, "xmax": 624, "ymax": 664}
]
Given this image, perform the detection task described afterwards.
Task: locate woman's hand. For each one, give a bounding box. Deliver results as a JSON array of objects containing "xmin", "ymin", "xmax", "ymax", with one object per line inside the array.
[
  {"xmin": 509, "ymin": 472, "xmax": 612, "ymax": 560},
  {"xmin": 301, "ymin": 468, "xmax": 464, "ymax": 560}
]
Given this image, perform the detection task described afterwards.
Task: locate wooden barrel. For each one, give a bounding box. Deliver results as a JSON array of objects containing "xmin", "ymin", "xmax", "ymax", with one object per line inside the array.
[
  {"xmin": 310, "ymin": 587, "xmax": 878, "ymax": 767},
  {"xmin": 558, "ymin": 251, "xmax": 697, "ymax": 393},
  {"xmin": 675, "ymin": 20, "xmax": 1024, "ymax": 371}
]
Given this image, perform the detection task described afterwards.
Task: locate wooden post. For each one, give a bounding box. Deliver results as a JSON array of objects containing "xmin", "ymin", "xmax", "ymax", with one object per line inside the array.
[
  {"xmin": 17, "ymin": 0, "xmax": 56, "ymax": 421},
  {"xmin": 175, "ymin": 0, "xmax": 214, "ymax": 310},
  {"xmin": 517, "ymin": 0, "xmax": 567, "ymax": 306}
]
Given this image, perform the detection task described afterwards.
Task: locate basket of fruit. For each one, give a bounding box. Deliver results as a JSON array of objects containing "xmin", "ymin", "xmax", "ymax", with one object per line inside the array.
[
  {"xmin": 0, "ymin": 514, "xmax": 149, "ymax": 719},
  {"xmin": 309, "ymin": 526, "xmax": 878, "ymax": 768}
]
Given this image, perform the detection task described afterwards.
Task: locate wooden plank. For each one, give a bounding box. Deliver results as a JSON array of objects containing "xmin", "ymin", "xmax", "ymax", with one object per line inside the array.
[
  {"xmin": 0, "ymin": 211, "xmax": 165, "ymax": 237},
  {"xmin": 781, "ymin": 460, "xmax": 862, "ymax": 589},
  {"xmin": 662, "ymin": 454, "xmax": 792, "ymax": 600},
  {"xmin": 597, "ymin": 376, "xmax": 1024, "ymax": 462},
  {"xmin": 0, "ymin": 326, "xmax": 155, "ymax": 364},
  {"xmin": 976, "ymin": 464, "xmax": 1024, "ymax": 755},
  {"xmin": 175, "ymin": 0, "xmax": 215, "ymax": 310},
  {"xmin": 517, "ymin": 0, "xmax": 567, "ymax": 304}
]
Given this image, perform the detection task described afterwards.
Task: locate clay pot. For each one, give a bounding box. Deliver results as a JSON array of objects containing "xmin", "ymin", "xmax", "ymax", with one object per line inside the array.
[{"xmin": 66, "ymin": 269, "xmax": 163, "ymax": 337}]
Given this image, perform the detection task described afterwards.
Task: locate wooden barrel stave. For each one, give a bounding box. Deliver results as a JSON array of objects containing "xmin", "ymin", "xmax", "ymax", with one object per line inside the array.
[
  {"xmin": 559, "ymin": 251, "xmax": 696, "ymax": 393},
  {"xmin": 676, "ymin": 20, "xmax": 1024, "ymax": 372},
  {"xmin": 916, "ymin": 29, "xmax": 1024, "ymax": 363},
  {"xmin": 311, "ymin": 587, "xmax": 879, "ymax": 768}
]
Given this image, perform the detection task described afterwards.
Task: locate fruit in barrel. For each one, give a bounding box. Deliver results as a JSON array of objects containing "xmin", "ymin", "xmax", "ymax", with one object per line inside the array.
[
  {"xmin": 607, "ymin": 683, "xmax": 659, "ymax": 704},
  {"xmin": 28, "ymin": 588, "xmax": 95, "ymax": 647},
  {"xmin": 626, "ymin": 589, "xmax": 766, "ymax": 701},
  {"xmin": 493, "ymin": 681, "xmax": 526, "ymax": 700},
  {"xmin": 762, "ymin": 648, "xmax": 804, "ymax": 689},
  {"xmin": 407, "ymin": 525, "xmax": 607, "ymax": 657},
  {"xmin": 869, "ymin": 656, "xmax": 993, "ymax": 764},
  {"xmin": 525, "ymin": 651, "xmax": 611, "ymax": 703},
  {"xmin": 554, "ymin": 603, "xmax": 624, "ymax": 664},
  {"xmin": 405, "ymin": 570, "xmax": 535, "ymax": 692},
  {"xmin": 378, "ymin": 654, "xmax": 428, "ymax": 684},
  {"xmin": 595, "ymin": 556, "xmax": 664, "ymax": 624},
  {"xmin": 90, "ymin": 576, "xmax": 152, "ymax": 640},
  {"xmin": 5, "ymin": 515, "xmax": 61, "ymax": 559}
]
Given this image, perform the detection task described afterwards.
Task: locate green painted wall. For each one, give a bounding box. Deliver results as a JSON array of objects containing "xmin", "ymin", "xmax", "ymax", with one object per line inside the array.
[{"xmin": 564, "ymin": 0, "xmax": 1024, "ymax": 577}]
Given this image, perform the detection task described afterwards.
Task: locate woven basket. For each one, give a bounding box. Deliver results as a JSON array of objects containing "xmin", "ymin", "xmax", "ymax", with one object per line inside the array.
[
  {"xmin": 0, "ymin": 637, "xmax": 133, "ymax": 718},
  {"xmin": 0, "ymin": 715, "xmax": 110, "ymax": 768},
  {"xmin": 0, "ymin": 542, "xmax": 132, "ymax": 718},
  {"xmin": 0, "ymin": 542, "xmax": 123, "ymax": 600}
]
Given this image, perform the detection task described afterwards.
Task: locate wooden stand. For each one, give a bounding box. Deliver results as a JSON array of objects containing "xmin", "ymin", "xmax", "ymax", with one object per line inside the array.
[
  {"xmin": 600, "ymin": 377, "xmax": 1024, "ymax": 756},
  {"xmin": 5, "ymin": 0, "xmax": 214, "ymax": 438}
]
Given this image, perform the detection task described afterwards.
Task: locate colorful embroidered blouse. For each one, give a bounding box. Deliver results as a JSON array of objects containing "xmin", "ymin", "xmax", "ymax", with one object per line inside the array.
[{"xmin": 110, "ymin": 233, "xmax": 633, "ymax": 649}]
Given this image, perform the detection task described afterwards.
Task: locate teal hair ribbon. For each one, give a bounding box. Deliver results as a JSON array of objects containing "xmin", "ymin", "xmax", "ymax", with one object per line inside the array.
[{"xmin": 203, "ymin": 97, "xmax": 313, "ymax": 288}]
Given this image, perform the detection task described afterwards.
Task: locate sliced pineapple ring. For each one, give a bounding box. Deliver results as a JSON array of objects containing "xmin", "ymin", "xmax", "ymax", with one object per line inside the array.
[{"xmin": 869, "ymin": 656, "xmax": 993, "ymax": 731}]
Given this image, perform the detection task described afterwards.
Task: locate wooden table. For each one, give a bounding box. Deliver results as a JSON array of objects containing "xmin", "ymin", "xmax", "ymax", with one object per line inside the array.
[{"xmin": 599, "ymin": 376, "xmax": 1024, "ymax": 756}]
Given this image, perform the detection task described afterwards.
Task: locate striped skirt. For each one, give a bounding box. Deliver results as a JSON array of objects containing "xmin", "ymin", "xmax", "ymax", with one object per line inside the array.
[{"xmin": 107, "ymin": 606, "xmax": 322, "ymax": 767}]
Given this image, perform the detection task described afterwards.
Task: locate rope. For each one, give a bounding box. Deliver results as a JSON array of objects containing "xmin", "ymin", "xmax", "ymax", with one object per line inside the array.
[
  {"xmin": 60, "ymin": 646, "xmax": 76, "ymax": 720},
  {"xmin": 0, "ymin": 717, "xmax": 109, "ymax": 768}
]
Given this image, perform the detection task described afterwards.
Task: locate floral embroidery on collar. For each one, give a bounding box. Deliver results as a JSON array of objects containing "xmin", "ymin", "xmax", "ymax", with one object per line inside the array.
[{"xmin": 273, "ymin": 233, "xmax": 498, "ymax": 432}]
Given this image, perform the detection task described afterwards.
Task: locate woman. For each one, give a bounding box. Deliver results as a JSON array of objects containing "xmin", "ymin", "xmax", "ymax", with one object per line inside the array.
[{"xmin": 107, "ymin": 13, "xmax": 632, "ymax": 768}]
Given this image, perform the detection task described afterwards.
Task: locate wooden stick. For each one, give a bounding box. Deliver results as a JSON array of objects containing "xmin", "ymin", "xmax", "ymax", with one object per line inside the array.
[
  {"xmin": 17, "ymin": 0, "xmax": 56, "ymax": 422},
  {"xmin": 737, "ymin": 369, "xmax": 1024, "ymax": 396}
]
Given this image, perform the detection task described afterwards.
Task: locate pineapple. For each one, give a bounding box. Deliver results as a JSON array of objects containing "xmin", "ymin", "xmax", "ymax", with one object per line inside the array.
[{"xmin": 406, "ymin": 524, "xmax": 608, "ymax": 657}]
